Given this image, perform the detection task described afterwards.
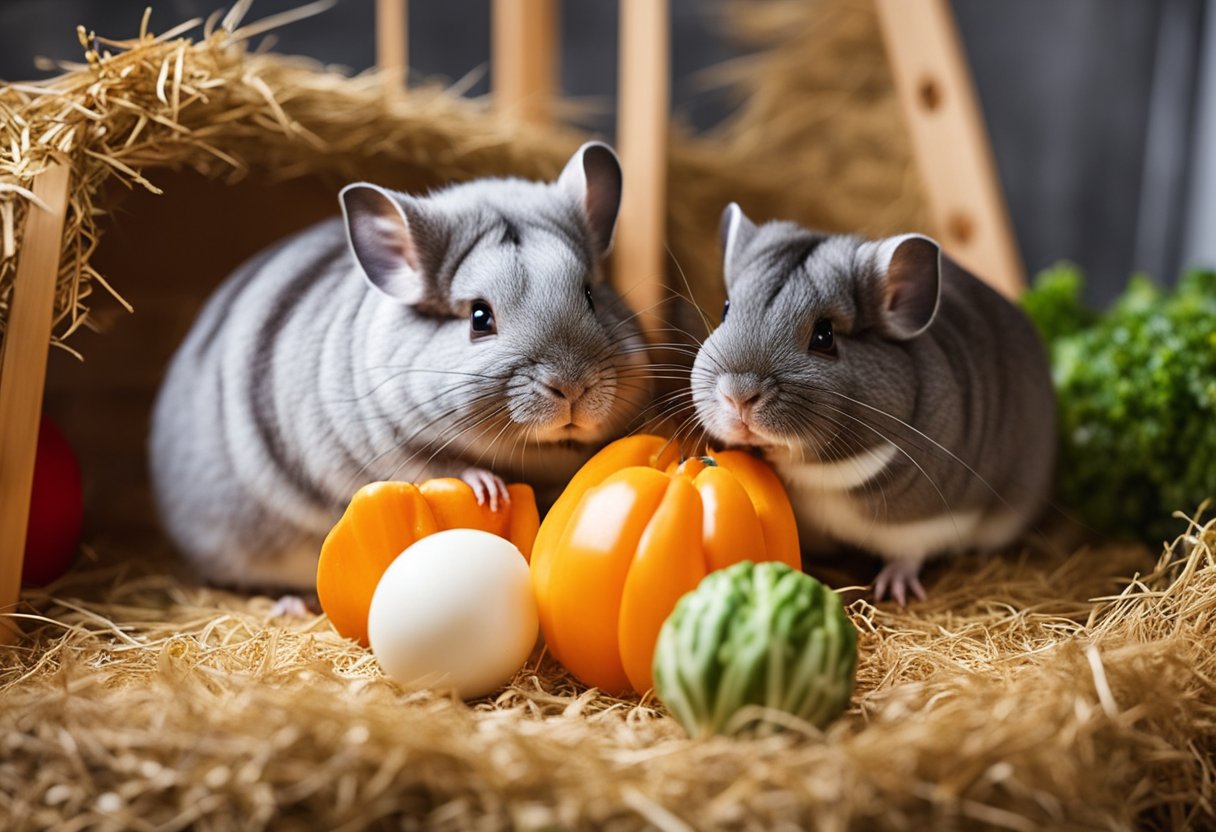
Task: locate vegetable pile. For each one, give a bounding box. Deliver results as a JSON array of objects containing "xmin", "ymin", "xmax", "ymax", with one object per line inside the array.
[
  {"xmin": 314, "ymin": 438, "xmax": 858, "ymax": 735},
  {"xmin": 653, "ymin": 561, "xmax": 857, "ymax": 738},
  {"xmin": 1022, "ymin": 266, "xmax": 1216, "ymax": 540}
]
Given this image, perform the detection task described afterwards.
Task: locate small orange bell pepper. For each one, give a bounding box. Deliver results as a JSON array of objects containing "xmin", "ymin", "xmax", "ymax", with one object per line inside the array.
[
  {"xmin": 317, "ymin": 478, "xmax": 539, "ymax": 646},
  {"xmin": 531, "ymin": 435, "xmax": 800, "ymax": 693}
]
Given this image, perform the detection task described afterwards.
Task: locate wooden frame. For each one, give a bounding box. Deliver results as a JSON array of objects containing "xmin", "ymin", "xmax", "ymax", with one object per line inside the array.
[
  {"xmin": 491, "ymin": 0, "xmax": 558, "ymax": 124},
  {"xmin": 0, "ymin": 162, "xmax": 71, "ymax": 643},
  {"xmin": 612, "ymin": 0, "xmax": 670, "ymax": 334},
  {"xmin": 875, "ymin": 0, "xmax": 1024, "ymax": 297},
  {"xmin": 375, "ymin": 0, "xmax": 407, "ymax": 88}
]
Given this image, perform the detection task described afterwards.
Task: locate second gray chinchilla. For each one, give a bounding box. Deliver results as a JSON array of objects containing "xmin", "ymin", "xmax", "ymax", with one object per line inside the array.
[
  {"xmin": 149, "ymin": 142, "xmax": 649, "ymax": 591},
  {"xmin": 691, "ymin": 203, "xmax": 1056, "ymax": 604}
]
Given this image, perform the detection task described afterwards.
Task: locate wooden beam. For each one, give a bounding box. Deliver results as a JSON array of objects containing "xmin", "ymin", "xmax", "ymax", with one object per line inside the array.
[
  {"xmin": 492, "ymin": 0, "xmax": 558, "ymax": 124},
  {"xmin": 613, "ymin": 0, "xmax": 670, "ymax": 336},
  {"xmin": 875, "ymin": 0, "xmax": 1025, "ymax": 298},
  {"xmin": 376, "ymin": 0, "xmax": 408, "ymax": 88},
  {"xmin": 0, "ymin": 162, "xmax": 71, "ymax": 643}
]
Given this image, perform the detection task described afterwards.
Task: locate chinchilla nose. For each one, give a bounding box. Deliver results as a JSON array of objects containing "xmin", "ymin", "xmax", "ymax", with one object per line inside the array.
[
  {"xmin": 541, "ymin": 374, "xmax": 588, "ymax": 403},
  {"xmin": 717, "ymin": 374, "xmax": 763, "ymax": 419}
]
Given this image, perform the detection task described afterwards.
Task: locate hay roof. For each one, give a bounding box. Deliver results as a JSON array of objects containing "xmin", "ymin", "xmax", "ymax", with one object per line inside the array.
[
  {"xmin": 1, "ymin": 516, "xmax": 1213, "ymax": 829},
  {"xmin": 0, "ymin": 0, "xmax": 922, "ymax": 354}
]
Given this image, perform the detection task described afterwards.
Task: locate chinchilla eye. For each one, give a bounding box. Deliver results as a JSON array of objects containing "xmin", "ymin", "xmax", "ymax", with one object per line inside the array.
[
  {"xmin": 809, "ymin": 318, "xmax": 835, "ymax": 354},
  {"xmin": 722, "ymin": 299, "xmax": 730, "ymax": 322},
  {"xmin": 470, "ymin": 299, "xmax": 496, "ymax": 338},
  {"xmin": 585, "ymin": 285, "xmax": 595, "ymax": 312}
]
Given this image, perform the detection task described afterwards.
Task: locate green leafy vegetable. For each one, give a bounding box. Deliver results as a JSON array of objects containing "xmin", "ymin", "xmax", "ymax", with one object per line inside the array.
[
  {"xmin": 1023, "ymin": 266, "xmax": 1216, "ymax": 541},
  {"xmin": 652, "ymin": 561, "xmax": 857, "ymax": 738}
]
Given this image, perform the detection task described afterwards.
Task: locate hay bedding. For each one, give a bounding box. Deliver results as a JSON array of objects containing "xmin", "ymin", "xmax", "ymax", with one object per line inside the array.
[{"xmin": 2, "ymin": 516, "xmax": 1214, "ymax": 831}]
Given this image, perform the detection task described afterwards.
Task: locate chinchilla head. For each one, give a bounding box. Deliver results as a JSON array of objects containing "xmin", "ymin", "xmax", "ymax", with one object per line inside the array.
[
  {"xmin": 339, "ymin": 142, "xmax": 648, "ymax": 450},
  {"xmin": 691, "ymin": 202, "xmax": 943, "ymax": 462}
]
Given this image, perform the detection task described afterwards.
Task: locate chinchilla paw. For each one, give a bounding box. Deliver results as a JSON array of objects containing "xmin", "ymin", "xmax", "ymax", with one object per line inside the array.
[
  {"xmin": 873, "ymin": 559, "xmax": 927, "ymax": 607},
  {"xmin": 460, "ymin": 467, "xmax": 511, "ymax": 512}
]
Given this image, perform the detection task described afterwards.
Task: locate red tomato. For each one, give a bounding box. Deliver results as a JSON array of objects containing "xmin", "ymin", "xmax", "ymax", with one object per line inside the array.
[{"xmin": 24, "ymin": 415, "xmax": 83, "ymax": 586}]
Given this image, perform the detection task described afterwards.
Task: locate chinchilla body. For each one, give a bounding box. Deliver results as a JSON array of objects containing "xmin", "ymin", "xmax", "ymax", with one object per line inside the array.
[
  {"xmin": 692, "ymin": 205, "xmax": 1056, "ymax": 600},
  {"xmin": 150, "ymin": 143, "xmax": 648, "ymax": 590}
]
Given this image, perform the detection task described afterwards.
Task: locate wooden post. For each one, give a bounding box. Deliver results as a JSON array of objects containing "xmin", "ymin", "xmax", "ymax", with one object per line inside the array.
[
  {"xmin": 874, "ymin": 0, "xmax": 1025, "ymax": 298},
  {"xmin": 0, "ymin": 162, "xmax": 71, "ymax": 643},
  {"xmin": 376, "ymin": 0, "xmax": 408, "ymax": 88},
  {"xmin": 613, "ymin": 0, "xmax": 669, "ymax": 336},
  {"xmin": 492, "ymin": 0, "xmax": 558, "ymax": 124}
]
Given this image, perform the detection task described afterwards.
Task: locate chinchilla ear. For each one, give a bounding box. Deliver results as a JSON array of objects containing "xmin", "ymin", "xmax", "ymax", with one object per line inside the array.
[
  {"xmin": 720, "ymin": 202, "xmax": 758, "ymax": 290},
  {"xmin": 558, "ymin": 141, "xmax": 623, "ymax": 257},
  {"xmin": 871, "ymin": 233, "xmax": 942, "ymax": 340},
  {"xmin": 340, "ymin": 183, "xmax": 445, "ymax": 305}
]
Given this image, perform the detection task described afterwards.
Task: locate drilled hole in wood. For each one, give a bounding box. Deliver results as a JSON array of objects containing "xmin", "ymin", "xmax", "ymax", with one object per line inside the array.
[
  {"xmin": 947, "ymin": 212, "xmax": 974, "ymax": 245},
  {"xmin": 919, "ymin": 77, "xmax": 942, "ymax": 111}
]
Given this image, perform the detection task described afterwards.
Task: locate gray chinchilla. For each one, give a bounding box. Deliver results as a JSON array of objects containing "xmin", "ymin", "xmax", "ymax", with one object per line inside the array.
[
  {"xmin": 691, "ymin": 203, "xmax": 1056, "ymax": 604},
  {"xmin": 150, "ymin": 142, "xmax": 649, "ymax": 591}
]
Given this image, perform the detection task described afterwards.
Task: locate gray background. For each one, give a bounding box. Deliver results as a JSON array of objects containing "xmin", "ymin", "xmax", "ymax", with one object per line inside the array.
[{"xmin": 2, "ymin": 0, "xmax": 1212, "ymax": 304}]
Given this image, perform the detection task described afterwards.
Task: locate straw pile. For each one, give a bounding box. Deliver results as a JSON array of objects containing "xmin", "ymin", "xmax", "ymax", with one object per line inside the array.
[
  {"xmin": 0, "ymin": 0, "xmax": 921, "ymax": 352},
  {"xmin": 2, "ymin": 515, "xmax": 1213, "ymax": 830}
]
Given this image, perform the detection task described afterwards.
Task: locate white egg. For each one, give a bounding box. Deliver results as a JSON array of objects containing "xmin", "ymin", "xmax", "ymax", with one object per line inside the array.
[{"xmin": 367, "ymin": 528, "xmax": 538, "ymax": 699}]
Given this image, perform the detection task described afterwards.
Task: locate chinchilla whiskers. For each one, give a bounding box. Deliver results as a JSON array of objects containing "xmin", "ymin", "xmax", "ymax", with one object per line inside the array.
[
  {"xmin": 482, "ymin": 413, "xmax": 526, "ymax": 472},
  {"xmin": 792, "ymin": 407, "xmax": 894, "ymax": 529},
  {"xmin": 647, "ymin": 391, "xmax": 698, "ymax": 423},
  {"xmin": 497, "ymin": 418, "xmax": 542, "ymax": 473},
  {"xmin": 340, "ymin": 378, "xmax": 493, "ymax": 427},
  {"xmin": 339, "ymin": 383, "xmax": 504, "ymax": 488},
  {"xmin": 608, "ymin": 280, "xmax": 712, "ymax": 344},
  {"xmin": 611, "ymin": 385, "xmax": 666, "ymax": 432},
  {"xmin": 396, "ymin": 402, "xmax": 513, "ymax": 482},
  {"xmin": 830, "ymin": 389, "xmax": 1011, "ymax": 518},
  {"xmin": 643, "ymin": 402, "xmax": 702, "ymax": 438},
  {"xmin": 782, "ymin": 380, "xmax": 1010, "ymax": 514},
  {"xmin": 614, "ymin": 374, "xmax": 697, "ymax": 388},
  {"xmin": 603, "ymin": 341, "xmax": 699, "ymax": 360},
  {"xmin": 344, "ymin": 390, "xmax": 507, "ymax": 490},
  {"xmin": 787, "ymin": 408, "xmax": 894, "ymax": 532},
  {"xmin": 828, "ymin": 432, "xmax": 895, "ymax": 535},
  {"xmin": 664, "ymin": 243, "xmax": 716, "ymax": 340},
  {"xmin": 693, "ymin": 342, "xmax": 731, "ymax": 375},
  {"xmin": 772, "ymin": 385, "xmax": 964, "ymax": 544},
  {"xmin": 628, "ymin": 385, "xmax": 698, "ymax": 432},
  {"xmin": 329, "ymin": 367, "xmax": 509, "ymax": 407},
  {"xmin": 357, "ymin": 364, "xmax": 506, "ymax": 378},
  {"xmin": 612, "ymin": 373, "xmax": 697, "ymax": 420},
  {"xmin": 589, "ymin": 336, "xmax": 698, "ymax": 369},
  {"xmin": 821, "ymin": 387, "xmax": 1000, "ymax": 500},
  {"xmin": 664, "ymin": 409, "xmax": 709, "ymax": 457},
  {"xmin": 810, "ymin": 398, "xmax": 965, "ymax": 545},
  {"xmin": 778, "ymin": 398, "xmax": 867, "ymax": 460},
  {"xmin": 612, "ymin": 361, "xmax": 693, "ymax": 375}
]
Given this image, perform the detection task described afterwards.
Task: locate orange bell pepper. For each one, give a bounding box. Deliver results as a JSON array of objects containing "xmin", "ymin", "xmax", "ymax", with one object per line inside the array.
[
  {"xmin": 530, "ymin": 435, "xmax": 801, "ymax": 693},
  {"xmin": 317, "ymin": 478, "xmax": 539, "ymax": 646}
]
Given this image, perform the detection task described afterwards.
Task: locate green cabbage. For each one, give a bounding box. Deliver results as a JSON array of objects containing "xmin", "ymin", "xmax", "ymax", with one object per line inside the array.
[
  {"xmin": 1022, "ymin": 266, "xmax": 1216, "ymax": 541},
  {"xmin": 652, "ymin": 561, "xmax": 857, "ymax": 738}
]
